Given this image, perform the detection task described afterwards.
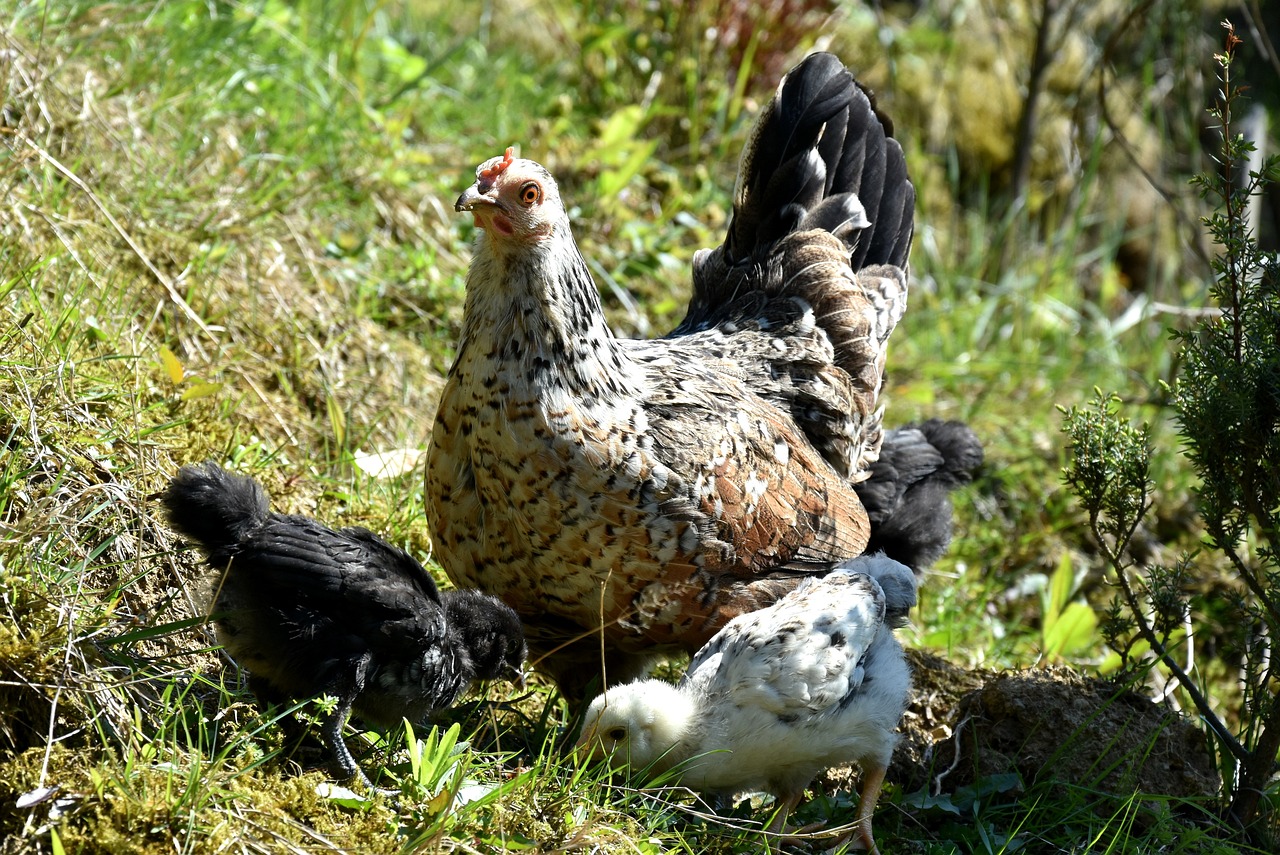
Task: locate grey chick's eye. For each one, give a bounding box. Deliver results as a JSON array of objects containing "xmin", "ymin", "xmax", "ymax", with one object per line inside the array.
[
  {"xmin": 607, "ymin": 726, "xmax": 627, "ymax": 741},
  {"xmin": 520, "ymin": 181, "xmax": 542, "ymax": 205}
]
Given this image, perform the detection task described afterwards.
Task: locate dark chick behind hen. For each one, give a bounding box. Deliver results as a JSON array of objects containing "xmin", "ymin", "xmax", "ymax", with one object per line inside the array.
[
  {"xmin": 162, "ymin": 461, "xmax": 526, "ymax": 786},
  {"xmin": 854, "ymin": 419, "xmax": 984, "ymax": 573}
]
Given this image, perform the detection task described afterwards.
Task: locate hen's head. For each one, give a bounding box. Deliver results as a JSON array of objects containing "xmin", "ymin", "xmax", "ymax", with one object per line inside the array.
[
  {"xmin": 574, "ymin": 679, "xmax": 694, "ymax": 775},
  {"xmin": 455, "ymin": 147, "xmax": 564, "ymax": 245}
]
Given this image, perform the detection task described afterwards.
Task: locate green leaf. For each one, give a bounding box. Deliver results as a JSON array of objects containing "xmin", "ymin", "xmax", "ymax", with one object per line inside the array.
[
  {"xmin": 180, "ymin": 381, "xmax": 222, "ymax": 401},
  {"xmin": 1047, "ymin": 553, "xmax": 1075, "ymax": 621},
  {"xmin": 1044, "ymin": 601, "xmax": 1098, "ymax": 660},
  {"xmin": 326, "ymin": 393, "xmax": 346, "ymax": 449},
  {"xmin": 315, "ymin": 782, "xmax": 372, "ymax": 809}
]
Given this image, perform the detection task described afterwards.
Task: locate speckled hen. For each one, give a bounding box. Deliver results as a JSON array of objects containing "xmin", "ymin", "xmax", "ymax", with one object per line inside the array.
[
  {"xmin": 575, "ymin": 553, "xmax": 916, "ymax": 854},
  {"xmin": 163, "ymin": 462, "xmax": 526, "ymax": 787},
  {"xmin": 427, "ymin": 52, "xmax": 923, "ymax": 701}
]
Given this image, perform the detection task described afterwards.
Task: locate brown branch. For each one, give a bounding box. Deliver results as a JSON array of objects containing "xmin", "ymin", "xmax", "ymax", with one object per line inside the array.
[
  {"xmin": 1229, "ymin": 683, "xmax": 1280, "ymax": 826},
  {"xmin": 1206, "ymin": 515, "xmax": 1280, "ymax": 631},
  {"xmin": 1009, "ymin": 0, "xmax": 1057, "ymax": 207},
  {"xmin": 1218, "ymin": 24, "xmax": 1245, "ymax": 364}
]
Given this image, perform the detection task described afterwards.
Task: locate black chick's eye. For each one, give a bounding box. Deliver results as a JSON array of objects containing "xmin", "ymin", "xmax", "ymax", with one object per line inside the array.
[
  {"xmin": 606, "ymin": 726, "xmax": 627, "ymax": 741},
  {"xmin": 520, "ymin": 181, "xmax": 542, "ymax": 206}
]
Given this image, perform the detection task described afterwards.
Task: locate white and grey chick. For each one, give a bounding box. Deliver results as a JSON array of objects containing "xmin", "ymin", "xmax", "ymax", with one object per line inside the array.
[
  {"xmin": 162, "ymin": 462, "xmax": 527, "ymax": 788},
  {"xmin": 575, "ymin": 553, "xmax": 915, "ymax": 853}
]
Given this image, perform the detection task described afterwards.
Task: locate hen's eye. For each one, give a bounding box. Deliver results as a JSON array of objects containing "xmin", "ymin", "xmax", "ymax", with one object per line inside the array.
[
  {"xmin": 606, "ymin": 726, "xmax": 627, "ymax": 741},
  {"xmin": 520, "ymin": 181, "xmax": 542, "ymax": 205}
]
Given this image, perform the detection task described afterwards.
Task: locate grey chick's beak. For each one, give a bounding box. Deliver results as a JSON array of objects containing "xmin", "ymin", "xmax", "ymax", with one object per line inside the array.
[
  {"xmin": 509, "ymin": 663, "xmax": 527, "ymax": 691},
  {"xmin": 455, "ymin": 184, "xmax": 498, "ymax": 213}
]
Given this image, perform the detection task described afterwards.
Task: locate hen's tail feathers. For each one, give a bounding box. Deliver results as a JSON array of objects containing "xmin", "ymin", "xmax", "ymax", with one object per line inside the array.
[
  {"xmin": 162, "ymin": 462, "xmax": 269, "ymax": 557},
  {"xmin": 725, "ymin": 51, "xmax": 914, "ymax": 272},
  {"xmin": 835, "ymin": 553, "xmax": 918, "ymax": 628},
  {"xmin": 675, "ymin": 53, "xmax": 915, "ymax": 477},
  {"xmin": 855, "ymin": 420, "xmax": 984, "ymax": 572}
]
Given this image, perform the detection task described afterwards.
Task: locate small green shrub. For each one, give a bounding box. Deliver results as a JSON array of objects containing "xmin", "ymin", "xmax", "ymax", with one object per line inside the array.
[{"xmin": 1063, "ymin": 22, "xmax": 1280, "ymax": 838}]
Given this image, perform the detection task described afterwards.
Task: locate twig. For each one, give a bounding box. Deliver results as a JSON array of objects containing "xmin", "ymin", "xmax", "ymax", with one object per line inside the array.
[{"xmin": 1094, "ymin": 508, "xmax": 1249, "ymax": 764}]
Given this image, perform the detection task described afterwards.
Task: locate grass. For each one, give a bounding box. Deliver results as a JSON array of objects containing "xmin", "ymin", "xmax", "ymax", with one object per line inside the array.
[{"xmin": 0, "ymin": 0, "xmax": 1273, "ymax": 851}]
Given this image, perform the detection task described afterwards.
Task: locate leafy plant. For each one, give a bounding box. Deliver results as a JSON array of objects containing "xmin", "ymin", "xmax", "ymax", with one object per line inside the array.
[
  {"xmin": 1041, "ymin": 553, "xmax": 1100, "ymax": 662},
  {"xmin": 1063, "ymin": 22, "xmax": 1280, "ymax": 836}
]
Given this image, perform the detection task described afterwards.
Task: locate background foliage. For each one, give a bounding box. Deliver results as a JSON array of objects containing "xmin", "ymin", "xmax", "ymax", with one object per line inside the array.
[{"xmin": 1, "ymin": 0, "xmax": 1277, "ymax": 851}]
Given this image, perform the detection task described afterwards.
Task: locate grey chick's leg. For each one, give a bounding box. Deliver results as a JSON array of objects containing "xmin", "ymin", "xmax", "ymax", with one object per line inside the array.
[{"xmin": 318, "ymin": 654, "xmax": 396, "ymax": 795}]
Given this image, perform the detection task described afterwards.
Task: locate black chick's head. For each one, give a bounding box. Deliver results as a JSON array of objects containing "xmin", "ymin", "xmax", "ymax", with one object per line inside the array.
[{"xmin": 442, "ymin": 589, "xmax": 528, "ymax": 689}]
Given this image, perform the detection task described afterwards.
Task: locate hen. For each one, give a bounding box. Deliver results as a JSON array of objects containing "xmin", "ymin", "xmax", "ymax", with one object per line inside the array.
[
  {"xmin": 575, "ymin": 553, "xmax": 916, "ymax": 854},
  {"xmin": 856, "ymin": 419, "xmax": 984, "ymax": 572},
  {"xmin": 163, "ymin": 462, "xmax": 527, "ymax": 787},
  {"xmin": 427, "ymin": 52, "xmax": 917, "ymax": 701}
]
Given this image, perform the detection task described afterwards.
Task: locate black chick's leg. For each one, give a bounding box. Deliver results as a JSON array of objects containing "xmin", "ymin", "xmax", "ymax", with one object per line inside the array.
[
  {"xmin": 246, "ymin": 674, "xmax": 315, "ymax": 761},
  {"xmin": 320, "ymin": 695, "xmax": 368, "ymax": 788}
]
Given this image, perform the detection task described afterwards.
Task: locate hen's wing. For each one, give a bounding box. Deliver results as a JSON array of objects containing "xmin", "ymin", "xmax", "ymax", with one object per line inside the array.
[
  {"xmin": 588, "ymin": 53, "xmax": 914, "ymax": 628},
  {"xmin": 671, "ymin": 52, "xmax": 914, "ymax": 479},
  {"xmin": 681, "ymin": 572, "xmax": 888, "ymax": 716}
]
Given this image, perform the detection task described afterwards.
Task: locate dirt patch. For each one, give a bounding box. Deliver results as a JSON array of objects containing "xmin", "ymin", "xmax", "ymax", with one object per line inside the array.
[
  {"xmin": 824, "ymin": 650, "xmax": 1219, "ymax": 811},
  {"xmin": 870, "ymin": 650, "xmax": 1218, "ymax": 803},
  {"xmin": 937, "ymin": 665, "xmax": 1220, "ymax": 801}
]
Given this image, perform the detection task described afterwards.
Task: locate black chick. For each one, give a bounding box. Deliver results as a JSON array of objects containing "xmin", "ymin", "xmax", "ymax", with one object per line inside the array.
[
  {"xmin": 854, "ymin": 419, "xmax": 984, "ymax": 573},
  {"xmin": 162, "ymin": 461, "xmax": 527, "ymax": 787}
]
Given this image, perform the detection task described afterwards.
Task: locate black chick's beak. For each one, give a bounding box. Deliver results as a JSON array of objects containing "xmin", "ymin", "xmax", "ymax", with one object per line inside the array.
[
  {"xmin": 509, "ymin": 663, "xmax": 527, "ymax": 691},
  {"xmin": 455, "ymin": 184, "xmax": 497, "ymax": 213}
]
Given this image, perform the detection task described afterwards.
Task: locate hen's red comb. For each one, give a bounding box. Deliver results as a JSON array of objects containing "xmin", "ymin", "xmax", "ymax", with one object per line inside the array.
[{"xmin": 480, "ymin": 146, "xmax": 515, "ymax": 181}]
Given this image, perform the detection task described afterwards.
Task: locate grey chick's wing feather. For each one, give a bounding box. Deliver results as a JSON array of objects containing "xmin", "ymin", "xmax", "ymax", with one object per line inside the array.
[
  {"xmin": 163, "ymin": 463, "xmax": 462, "ymax": 723},
  {"xmin": 832, "ymin": 553, "xmax": 917, "ymax": 628},
  {"xmin": 682, "ymin": 571, "xmax": 888, "ymax": 716}
]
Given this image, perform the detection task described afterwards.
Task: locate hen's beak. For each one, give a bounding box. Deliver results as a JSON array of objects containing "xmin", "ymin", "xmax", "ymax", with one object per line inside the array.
[{"xmin": 455, "ymin": 184, "xmax": 498, "ymax": 213}]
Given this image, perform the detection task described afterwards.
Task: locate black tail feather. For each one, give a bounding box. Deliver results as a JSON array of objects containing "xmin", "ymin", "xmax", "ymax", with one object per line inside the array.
[
  {"xmin": 162, "ymin": 462, "xmax": 269, "ymax": 559},
  {"xmin": 726, "ymin": 51, "xmax": 914, "ymax": 272}
]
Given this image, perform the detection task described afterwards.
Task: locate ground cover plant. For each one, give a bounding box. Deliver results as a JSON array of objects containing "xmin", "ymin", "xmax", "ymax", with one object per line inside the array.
[{"xmin": 1, "ymin": 0, "xmax": 1276, "ymax": 851}]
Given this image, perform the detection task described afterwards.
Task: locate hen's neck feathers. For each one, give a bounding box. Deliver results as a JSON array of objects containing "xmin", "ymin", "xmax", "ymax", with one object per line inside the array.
[{"xmin": 462, "ymin": 219, "xmax": 641, "ymax": 398}]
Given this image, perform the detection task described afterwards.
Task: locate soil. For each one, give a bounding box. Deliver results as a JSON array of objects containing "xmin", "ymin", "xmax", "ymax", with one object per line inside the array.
[{"xmin": 824, "ymin": 649, "xmax": 1220, "ymax": 808}]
